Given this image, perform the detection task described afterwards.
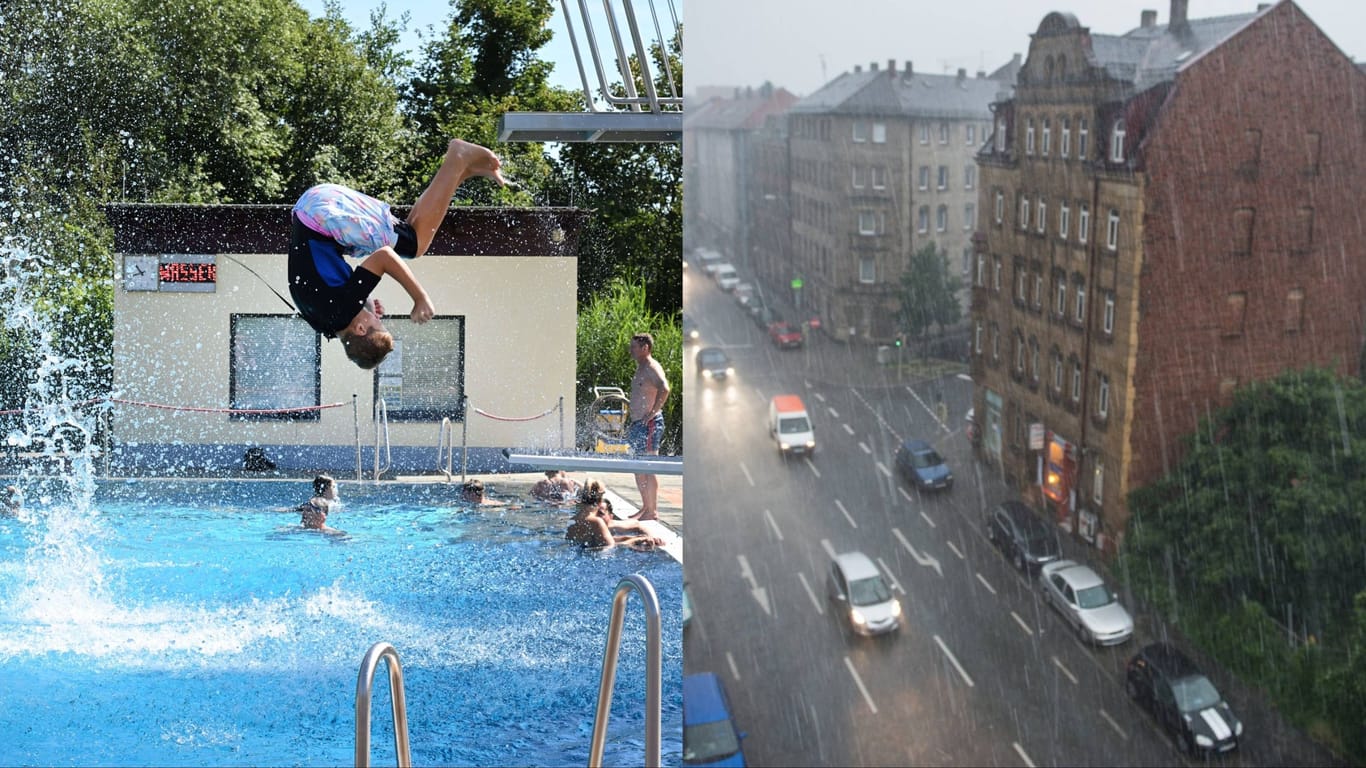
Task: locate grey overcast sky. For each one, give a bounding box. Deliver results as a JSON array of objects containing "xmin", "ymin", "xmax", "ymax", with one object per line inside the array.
[{"xmin": 686, "ymin": 0, "xmax": 1365, "ymax": 96}]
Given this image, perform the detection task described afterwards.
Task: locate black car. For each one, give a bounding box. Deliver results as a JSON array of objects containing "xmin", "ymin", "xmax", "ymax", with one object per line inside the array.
[
  {"xmin": 695, "ymin": 347, "xmax": 734, "ymax": 381},
  {"xmin": 1126, "ymin": 643, "xmax": 1242, "ymax": 756},
  {"xmin": 985, "ymin": 501, "xmax": 1060, "ymax": 573}
]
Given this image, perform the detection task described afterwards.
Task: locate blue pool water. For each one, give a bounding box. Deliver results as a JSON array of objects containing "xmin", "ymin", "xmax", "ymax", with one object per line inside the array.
[{"xmin": 0, "ymin": 478, "xmax": 682, "ymax": 766}]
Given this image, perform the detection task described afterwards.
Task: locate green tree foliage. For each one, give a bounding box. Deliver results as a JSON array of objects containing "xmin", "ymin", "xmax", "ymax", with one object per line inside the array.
[
  {"xmin": 575, "ymin": 279, "xmax": 681, "ymax": 454},
  {"xmin": 1123, "ymin": 366, "xmax": 1366, "ymax": 761},
  {"xmin": 897, "ymin": 242, "xmax": 963, "ymax": 354}
]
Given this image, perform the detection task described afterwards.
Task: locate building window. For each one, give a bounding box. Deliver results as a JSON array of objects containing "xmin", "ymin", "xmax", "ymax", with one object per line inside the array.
[
  {"xmin": 993, "ymin": 256, "xmax": 1002, "ymax": 292},
  {"xmin": 938, "ymin": 165, "xmax": 949, "ymax": 190},
  {"xmin": 1078, "ymin": 204, "xmax": 1090, "ymax": 244},
  {"xmin": 918, "ymin": 206, "xmax": 930, "ymax": 233},
  {"xmin": 964, "ymin": 203, "xmax": 976, "ymax": 230},
  {"xmin": 1103, "ymin": 293, "xmax": 1115, "ymax": 335},
  {"xmin": 1055, "ymin": 277, "xmax": 1067, "ymax": 318},
  {"xmin": 1026, "ymin": 118, "xmax": 1036, "ymax": 155},
  {"xmin": 859, "ymin": 211, "xmax": 878, "ymax": 235},
  {"xmin": 852, "ymin": 166, "xmax": 865, "ymax": 189},
  {"xmin": 1060, "ymin": 117, "xmax": 1071, "ymax": 158},
  {"xmin": 1304, "ymin": 130, "xmax": 1322, "ymax": 176},
  {"xmin": 377, "ymin": 317, "xmax": 468, "ymax": 422},
  {"xmin": 1078, "ymin": 118, "xmax": 1089, "ymax": 159},
  {"xmin": 963, "ymin": 247, "xmax": 973, "ymax": 277},
  {"xmin": 1071, "ymin": 360, "xmax": 1082, "ymax": 402},
  {"xmin": 1052, "ymin": 350, "xmax": 1064, "ymax": 392},
  {"xmin": 994, "ymin": 190, "xmax": 1005, "ymax": 224},
  {"xmin": 1030, "ymin": 339, "xmax": 1040, "ymax": 383},
  {"xmin": 919, "ymin": 166, "xmax": 930, "ymax": 190},
  {"xmin": 1020, "ymin": 196, "xmax": 1030, "ymax": 230},
  {"xmin": 937, "ymin": 205, "xmax": 949, "ymax": 232},
  {"xmin": 853, "ymin": 121, "xmax": 868, "ymax": 142},
  {"xmin": 964, "ymin": 165, "xmax": 976, "ymax": 190},
  {"xmin": 1110, "ymin": 119, "xmax": 1125, "ymax": 163},
  {"xmin": 872, "ymin": 122, "xmax": 887, "ymax": 143},
  {"xmin": 977, "ymin": 254, "xmax": 986, "ymax": 286},
  {"xmin": 919, "ymin": 123, "xmax": 930, "ymax": 144},
  {"xmin": 1033, "ymin": 271, "xmax": 1043, "ymax": 309},
  {"xmin": 1016, "ymin": 266, "xmax": 1028, "ymax": 303},
  {"xmin": 1285, "ymin": 288, "xmax": 1305, "ymax": 333},
  {"xmin": 1222, "ymin": 292, "xmax": 1247, "ymax": 337},
  {"xmin": 996, "ymin": 118, "xmax": 1007, "ymax": 151},
  {"xmin": 1097, "ymin": 374, "xmax": 1110, "ymax": 419},
  {"xmin": 1059, "ymin": 202, "xmax": 1070, "ymax": 241},
  {"xmin": 1106, "ymin": 210, "xmax": 1120, "ymax": 251},
  {"xmin": 1093, "ymin": 459, "xmax": 1104, "ymax": 504},
  {"xmin": 1295, "ymin": 206, "xmax": 1314, "ymax": 252},
  {"xmin": 1037, "ymin": 198, "xmax": 1047, "ymax": 235},
  {"xmin": 975, "ymin": 323, "xmax": 983, "ymax": 354},
  {"xmin": 1041, "ymin": 118, "xmax": 1052, "ymax": 156},
  {"xmin": 1015, "ymin": 334, "xmax": 1026, "ymax": 374},
  {"xmin": 939, "ymin": 122, "xmax": 949, "ymax": 144},
  {"xmin": 859, "ymin": 256, "xmax": 876, "ymax": 283},
  {"xmin": 1075, "ymin": 282, "xmax": 1087, "ymax": 323},
  {"xmin": 966, "ymin": 124, "xmax": 977, "ymax": 145},
  {"xmin": 230, "ymin": 314, "xmax": 321, "ymax": 421},
  {"xmin": 992, "ymin": 323, "xmax": 1000, "ymax": 362},
  {"xmin": 1233, "ymin": 207, "xmax": 1255, "ymax": 256},
  {"xmin": 871, "ymin": 166, "xmax": 886, "ymax": 189}
]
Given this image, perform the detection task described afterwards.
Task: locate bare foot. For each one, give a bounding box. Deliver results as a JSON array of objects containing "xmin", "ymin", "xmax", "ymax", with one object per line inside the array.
[
  {"xmin": 629, "ymin": 509, "xmax": 659, "ymax": 521},
  {"xmin": 448, "ymin": 139, "xmax": 505, "ymax": 185}
]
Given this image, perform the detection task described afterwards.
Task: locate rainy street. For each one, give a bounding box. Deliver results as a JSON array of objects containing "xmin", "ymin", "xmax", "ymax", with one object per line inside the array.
[{"xmin": 682, "ymin": 271, "xmax": 1279, "ymax": 767}]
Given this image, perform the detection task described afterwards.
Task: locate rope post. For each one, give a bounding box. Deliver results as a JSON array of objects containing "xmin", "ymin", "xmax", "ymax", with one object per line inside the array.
[
  {"xmin": 353, "ymin": 394, "xmax": 361, "ymax": 482},
  {"xmin": 461, "ymin": 395, "xmax": 469, "ymax": 483}
]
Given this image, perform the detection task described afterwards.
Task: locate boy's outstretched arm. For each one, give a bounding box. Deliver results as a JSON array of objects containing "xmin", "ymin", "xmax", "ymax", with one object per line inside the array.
[{"xmin": 358, "ymin": 247, "xmax": 434, "ymax": 323}]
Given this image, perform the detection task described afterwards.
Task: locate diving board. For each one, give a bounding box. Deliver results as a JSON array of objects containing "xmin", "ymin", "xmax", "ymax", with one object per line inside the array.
[{"xmin": 503, "ymin": 450, "xmax": 683, "ymax": 476}]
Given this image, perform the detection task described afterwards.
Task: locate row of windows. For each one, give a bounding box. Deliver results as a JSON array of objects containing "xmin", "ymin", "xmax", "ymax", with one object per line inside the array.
[
  {"xmin": 851, "ymin": 120, "xmax": 992, "ymax": 146},
  {"xmin": 993, "ymin": 189, "xmax": 1121, "ymax": 251},
  {"xmin": 974, "ymin": 326, "xmax": 1113, "ymax": 420},
  {"xmin": 855, "ymin": 204, "xmax": 977, "ymax": 237},
  {"xmin": 996, "ymin": 114, "xmax": 1114, "ymax": 163},
  {"xmin": 1222, "ymin": 288, "xmax": 1308, "ymax": 336},
  {"xmin": 975, "ymin": 255, "xmax": 1117, "ymax": 336}
]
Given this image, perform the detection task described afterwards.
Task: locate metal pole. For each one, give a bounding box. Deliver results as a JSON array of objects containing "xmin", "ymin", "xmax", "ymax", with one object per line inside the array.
[
  {"xmin": 353, "ymin": 394, "xmax": 361, "ymax": 482},
  {"xmin": 354, "ymin": 642, "xmax": 411, "ymax": 768},
  {"xmin": 588, "ymin": 574, "xmax": 662, "ymax": 768},
  {"xmin": 461, "ymin": 395, "xmax": 469, "ymax": 482}
]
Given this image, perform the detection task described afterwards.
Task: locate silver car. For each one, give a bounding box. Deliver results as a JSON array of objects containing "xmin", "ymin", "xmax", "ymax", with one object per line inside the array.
[
  {"xmin": 1039, "ymin": 560, "xmax": 1133, "ymax": 645},
  {"xmin": 827, "ymin": 551, "xmax": 901, "ymax": 636}
]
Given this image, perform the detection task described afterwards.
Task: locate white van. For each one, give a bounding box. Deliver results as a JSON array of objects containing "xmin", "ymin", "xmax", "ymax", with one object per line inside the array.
[
  {"xmin": 769, "ymin": 394, "xmax": 815, "ymax": 456},
  {"xmin": 714, "ymin": 263, "xmax": 739, "ymax": 291}
]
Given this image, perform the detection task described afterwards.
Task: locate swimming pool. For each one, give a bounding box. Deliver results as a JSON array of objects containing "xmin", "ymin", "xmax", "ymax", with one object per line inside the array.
[{"xmin": 0, "ymin": 478, "xmax": 682, "ymax": 766}]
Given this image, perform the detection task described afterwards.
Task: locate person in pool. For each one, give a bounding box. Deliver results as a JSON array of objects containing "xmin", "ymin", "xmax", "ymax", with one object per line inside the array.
[
  {"xmin": 3, "ymin": 485, "xmax": 21, "ymax": 516},
  {"xmin": 299, "ymin": 474, "xmax": 340, "ymax": 531},
  {"xmin": 564, "ymin": 481, "xmax": 662, "ymax": 551},
  {"xmin": 460, "ymin": 478, "xmax": 509, "ymax": 506},
  {"xmin": 530, "ymin": 470, "xmax": 579, "ymax": 503},
  {"xmin": 288, "ymin": 139, "xmax": 506, "ymax": 369}
]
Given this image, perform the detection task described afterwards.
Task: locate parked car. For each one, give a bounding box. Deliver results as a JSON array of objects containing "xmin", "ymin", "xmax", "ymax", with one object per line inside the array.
[
  {"xmin": 1126, "ymin": 643, "xmax": 1242, "ymax": 757},
  {"xmin": 713, "ymin": 263, "xmax": 740, "ymax": 291},
  {"xmin": 694, "ymin": 248, "xmax": 723, "ymax": 275},
  {"xmin": 751, "ymin": 304, "xmax": 778, "ymax": 329},
  {"xmin": 767, "ymin": 321, "xmax": 803, "ymax": 349},
  {"xmin": 695, "ymin": 347, "xmax": 734, "ymax": 382},
  {"xmin": 732, "ymin": 282, "xmax": 755, "ymax": 306},
  {"xmin": 683, "ymin": 313, "xmax": 700, "ymax": 344},
  {"xmin": 985, "ymin": 500, "xmax": 1061, "ymax": 574},
  {"xmin": 1038, "ymin": 560, "xmax": 1133, "ymax": 645},
  {"xmin": 826, "ymin": 551, "xmax": 901, "ymax": 636},
  {"xmin": 683, "ymin": 672, "xmax": 747, "ymax": 766},
  {"xmin": 894, "ymin": 439, "xmax": 953, "ymax": 491}
]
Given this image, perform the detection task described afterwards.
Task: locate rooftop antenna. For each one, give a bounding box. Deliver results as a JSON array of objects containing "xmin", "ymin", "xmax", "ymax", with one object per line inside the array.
[{"xmin": 819, "ymin": 53, "xmax": 827, "ymax": 83}]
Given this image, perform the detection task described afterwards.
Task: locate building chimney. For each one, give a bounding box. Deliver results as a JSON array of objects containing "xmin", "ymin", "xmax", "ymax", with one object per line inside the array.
[
  {"xmin": 1141, "ymin": 9, "xmax": 1157, "ymax": 27},
  {"xmin": 976, "ymin": 70, "xmax": 987, "ymax": 78},
  {"xmin": 957, "ymin": 68, "xmax": 967, "ymax": 82},
  {"xmin": 906, "ymin": 60, "xmax": 914, "ymax": 76},
  {"xmin": 1170, "ymin": 0, "xmax": 1189, "ymax": 32},
  {"xmin": 854, "ymin": 65, "xmax": 862, "ymax": 73},
  {"xmin": 1256, "ymin": 2, "xmax": 1269, "ymax": 9},
  {"xmin": 870, "ymin": 61, "xmax": 879, "ymax": 72},
  {"xmin": 887, "ymin": 59, "xmax": 896, "ymax": 74}
]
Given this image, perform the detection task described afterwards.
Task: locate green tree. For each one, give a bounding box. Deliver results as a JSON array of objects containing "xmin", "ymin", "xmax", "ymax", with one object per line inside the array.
[{"xmin": 897, "ymin": 242, "xmax": 963, "ymax": 356}]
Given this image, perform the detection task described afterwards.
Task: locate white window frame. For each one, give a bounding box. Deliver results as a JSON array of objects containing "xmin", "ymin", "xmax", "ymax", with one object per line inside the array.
[
  {"xmin": 995, "ymin": 119, "xmax": 1007, "ymax": 152},
  {"xmin": 1072, "ymin": 361, "xmax": 1082, "ymax": 402},
  {"xmin": 1110, "ymin": 120, "xmax": 1126, "ymax": 163},
  {"xmin": 966, "ymin": 124, "xmax": 976, "ymax": 145},
  {"xmin": 1041, "ymin": 118, "xmax": 1052, "ymax": 156},
  {"xmin": 995, "ymin": 190, "xmax": 1004, "ymax": 224},
  {"xmin": 976, "ymin": 255, "xmax": 986, "ymax": 286},
  {"xmin": 1075, "ymin": 283, "xmax": 1087, "ymax": 323},
  {"xmin": 871, "ymin": 166, "xmax": 886, "ymax": 189},
  {"xmin": 1016, "ymin": 268, "xmax": 1028, "ymax": 302},
  {"xmin": 1016, "ymin": 335, "xmax": 1026, "ymax": 373},
  {"xmin": 964, "ymin": 203, "xmax": 976, "ymax": 230},
  {"xmin": 964, "ymin": 165, "xmax": 976, "ymax": 190},
  {"xmin": 1026, "ymin": 118, "xmax": 1036, "ymax": 155},
  {"xmin": 858, "ymin": 210, "xmax": 878, "ymax": 235},
  {"xmin": 939, "ymin": 122, "xmax": 949, "ymax": 144},
  {"xmin": 1078, "ymin": 204, "xmax": 1090, "ymax": 244},
  {"xmin": 852, "ymin": 121, "xmax": 868, "ymax": 143},
  {"xmin": 859, "ymin": 256, "xmax": 876, "ymax": 283},
  {"xmin": 919, "ymin": 123, "xmax": 930, "ymax": 144},
  {"xmin": 1031, "ymin": 341, "xmax": 1040, "ymax": 383},
  {"xmin": 1053, "ymin": 352, "xmax": 1064, "ymax": 392},
  {"xmin": 1060, "ymin": 117, "xmax": 1071, "ymax": 158},
  {"xmin": 1033, "ymin": 272, "xmax": 1043, "ymax": 308},
  {"xmin": 1078, "ymin": 118, "xmax": 1089, "ymax": 159},
  {"xmin": 936, "ymin": 204, "xmax": 949, "ymax": 232},
  {"xmin": 1020, "ymin": 197, "xmax": 1030, "ymax": 231},
  {"xmin": 872, "ymin": 122, "xmax": 887, "ymax": 143},
  {"xmin": 1093, "ymin": 460, "xmax": 1104, "ymax": 504},
  {"xmin": 1037, "ymin": 198, "xmax": 1047, "ymax": 235},
  {"xmin": 1103, "ymin": 293, "xmax": 1115, "ymax": 335},
  {"xmin": 919, "ymin": 166, "xmax": 930, "ymax": 191},
  {"xmin": 1098, "ymin": 374, "xmax": 1110, "ymax": 418},
  {"xmin": 918, "ymin": 206, "xmax": 930, "ymax": 233},
  {"xmin": 851, "ymin": 166, "xmax": 865, "ymax": 189},
  {"xmin": 1107, "ymin": 209, "xmax": 1120, "ymax": 251},
  {"xmin": 975, "ymin": 322, "xmax": 983, "ymax": 354},
  {"xmin": 1059, "ymin": 202, "xmax": 1071, "ymax": 241},
  {"xmin": 1055, "ymin": 279, "xmax": 1067, "ymax": 317},
  {"xmin": 993, "ymin": 258, "xmax": 1002, "ymax": 292},
  {"xmin": 937, "ymin": 165, "xmax": 949, "ymax": 191}
]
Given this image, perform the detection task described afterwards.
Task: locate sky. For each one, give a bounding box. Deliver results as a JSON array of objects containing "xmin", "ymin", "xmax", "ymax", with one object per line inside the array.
[{"xmin": 687, "ymin": 0, "xmax": 1366, "ymax": 96}]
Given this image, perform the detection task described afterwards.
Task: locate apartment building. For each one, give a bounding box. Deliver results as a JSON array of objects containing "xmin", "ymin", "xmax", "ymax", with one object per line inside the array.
[
  {"xmin": 785, "ymin": 61, "xmax": 1003, "ymax": 342},
  {"xmin": 972, "ymin": 0, "xmax": 1366, "ymax": 552}
]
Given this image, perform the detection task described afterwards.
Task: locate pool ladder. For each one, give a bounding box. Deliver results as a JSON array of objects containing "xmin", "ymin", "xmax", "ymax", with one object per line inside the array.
[{"xmin": 353, "ymin": 574, "xmax": 661, "ymax": 768}]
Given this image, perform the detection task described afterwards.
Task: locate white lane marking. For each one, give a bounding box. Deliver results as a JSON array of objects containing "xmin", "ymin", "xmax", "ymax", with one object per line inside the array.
[
  {"xmin": 843, "ymin": 423, "xmax": 855, "ymax": 435},
  {"xmin": 1011, "ymin": 611, "xmax": 1034, "ymax": 636},
  {"xmin": 798, "ymin": 571, "xmax": 824, "ymax": 615},
  {"xmin": 726, "ymin": 651, "xmax": 740, "ymax": 681},
  {"xmin": 934, "ymin": 635, "xmax": 975, "ymax": 687},
  {"xmin": 892, "ymin": 528, "xmax": 943, "ymax": 577},
  {"xmin": 844, "ymin": 656, "xmax": 879, "ymax": 714},
  {"xmin": 919, "ymin": 510, "xmax": 936, "ymax": 528},
  {"xmin": 814, "ymin": 392, "xmax": 827, "ymax": 403},
  {"xmin": 976, "ymin": 572, "xmax": 996, "ymax": 595},
  {"xmin": 740, "ymin": 462, "xmax": 755, "ymax": 487},
  {"xmin": 876, "ymin": 461, "xmax": 892, "ymax": 478},
  {"xmin": 876, "ymin": 557, "xmax": 905, "ymax": 594},
  {"xmin": 946, "ymin": 539, "xmax": 965, "ymax": 560},
  {"xmin": 763, "ymin": 509, "xmax": 784, "ymax": 541},
  {"xmin": 737, "ymin": 554, "xmax": 771, "ymax": 616},
  {"xmin": 1052, "ymin": 655, "xmax": 1079, "ymax": 685},
  {"xmin": 805, "ymin": 458, "xmax": 822, "ymax": 478},
  {"xmin": 899, "ymin": 487, "xmax": 914, "ymax": 503},
  {"xmin": 820, "ymin": 538, "xmax": 837, "ymax": 560},
  {"xmin": 827, "ymin": 407, "xmax": 839, "ymax": 418},
  {"xmin": 835, "ymin": 499, "xmax": 858, "ymax": 528},
  {"xmin": 858, "ymin": 441, "xmax": 871, "ymax": 454},
  {"xmin": 1099, "ymin": 709, "xmax": 1129, "ymax": 740},
  {"xmin": 1012, "ymin": 742, "xmax": 1035, "ymax": 767}
]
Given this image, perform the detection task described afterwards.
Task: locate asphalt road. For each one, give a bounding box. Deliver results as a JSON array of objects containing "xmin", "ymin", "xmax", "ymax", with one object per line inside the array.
[{"xmin": 681, "ymin": 269, "xmax": 1278, "ymax": 767}]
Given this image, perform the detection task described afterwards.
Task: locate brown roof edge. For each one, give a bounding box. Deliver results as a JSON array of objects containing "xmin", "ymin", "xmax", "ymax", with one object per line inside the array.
[{"xmin": 102, "ymin": 203, "xmax": 590, "ymax": 258}]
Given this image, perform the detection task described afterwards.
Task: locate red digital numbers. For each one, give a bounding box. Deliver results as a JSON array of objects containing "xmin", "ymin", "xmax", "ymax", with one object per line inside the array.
[{"xmin": 158, "ymin": 262, "xmax": 217, "ymax": 283}]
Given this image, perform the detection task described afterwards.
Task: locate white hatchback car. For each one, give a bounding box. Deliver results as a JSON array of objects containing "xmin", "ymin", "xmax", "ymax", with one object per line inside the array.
[
  {"xmin": 1039, "ymin": 559, "xmax": 1134, "ymax": 645},
  {"xmin": 827, "ymin": 551, "xmax": 901, "ymax": 636}
]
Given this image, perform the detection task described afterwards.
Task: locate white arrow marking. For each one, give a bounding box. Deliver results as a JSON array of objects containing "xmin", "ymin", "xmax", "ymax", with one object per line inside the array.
[
  {"xmin": 827, "ymin": 407, "xmax": 839, "ymax": 418},
  {"xmin": 946, "ymin": 540, "xmax": 965, "ymax": 560},
  {"xmin": 899, "ymin": 487, "xmax": 914, "ymax": 503},
  {"xmin": 1099, "ymin": 709, "xmax": 1129, "ymax": 740},
  {"xmin": 813, "ymin": 392, "xmax": 826, "ymax": 403},
  {"xmin": 892, "ymin": 527, "xmax": 942, "ymax": 577},
  {"xmin": 737, "ymin": 555, "xmax": 770, "ymax": 615}
]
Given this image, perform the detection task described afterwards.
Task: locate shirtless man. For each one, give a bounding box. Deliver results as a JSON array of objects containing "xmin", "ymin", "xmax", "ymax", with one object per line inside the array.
[{"xmin": 627, "ymin": 332, "xmax": 671, "ymax": 520}]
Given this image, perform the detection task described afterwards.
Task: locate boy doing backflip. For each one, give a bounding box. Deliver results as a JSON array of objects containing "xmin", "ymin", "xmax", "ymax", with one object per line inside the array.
[{"xmin": 289, "ymin": 139, "xmax": 506, "ymax": 368}]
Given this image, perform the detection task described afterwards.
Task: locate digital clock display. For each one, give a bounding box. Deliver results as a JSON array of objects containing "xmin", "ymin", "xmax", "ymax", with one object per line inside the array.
[{"xmin": 158, "ymin": 262, "xmax": 217, "ymax": 283}]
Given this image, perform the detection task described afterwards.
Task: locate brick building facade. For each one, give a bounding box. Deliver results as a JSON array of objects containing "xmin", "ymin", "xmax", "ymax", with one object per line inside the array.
[{"xmin": 972, "ymin": 0, "xmax": 1366, "ymax": 551}]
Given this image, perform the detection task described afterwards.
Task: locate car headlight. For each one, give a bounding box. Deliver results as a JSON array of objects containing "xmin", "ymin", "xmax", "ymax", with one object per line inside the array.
[
  {"xmin": 1195, "ymin": 734, "xmax": 1213, "ymax": 747},
  {"xmin": 850, "ymin": 608, "xmax": 866, "ymax": 625},
  {"xmin": 689, "ymin": 330, "xmax": 699, "ymax": 339},
  {"xmin": 1234, "ymin": 719, "xmax": 1243, "ymax": 736},
  {"xmin": 702, "ymin": 370, "xmax": 713, "ymax": 378},
  {"xmin": 805, "ymin": 441, "xmax": 816, "ymax": 448},
  {"xmin": 725, "ymin": 367, "xmax": 735, "ymax": 376},
  {"xmin": 891, "ymin": 600, "xmax": 902, "ymax": 617}
]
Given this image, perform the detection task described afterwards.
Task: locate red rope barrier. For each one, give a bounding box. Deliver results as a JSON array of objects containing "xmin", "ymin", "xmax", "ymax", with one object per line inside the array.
[{"xmin": 471, "ymin": 403, "xmax": 560, "ymax": 422}]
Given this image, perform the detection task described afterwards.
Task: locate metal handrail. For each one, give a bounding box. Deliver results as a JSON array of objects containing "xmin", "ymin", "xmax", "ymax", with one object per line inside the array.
[
  {"xmin": 355, "ymin": 642, "xmax": 412, "ymax": 768},
  {"xmin": 435, "ymin": 417, "xmax": 455, "ymax": 481},
  {"xmin": 373, "ymin": 398, "xmax": 391, "ymax": 481},
  {"xmin": 588, "ymin": 574, "xmax": 661, "ymax": 768},
  {"xmin": 564, "ymin": 0, "xmax": 682, "ymax": 112}
]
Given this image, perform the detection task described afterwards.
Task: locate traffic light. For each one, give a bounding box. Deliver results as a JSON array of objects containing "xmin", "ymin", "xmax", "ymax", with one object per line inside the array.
[{"xmin": 894, "ymin": 334, "xmax": 903, "ymax": 347}]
